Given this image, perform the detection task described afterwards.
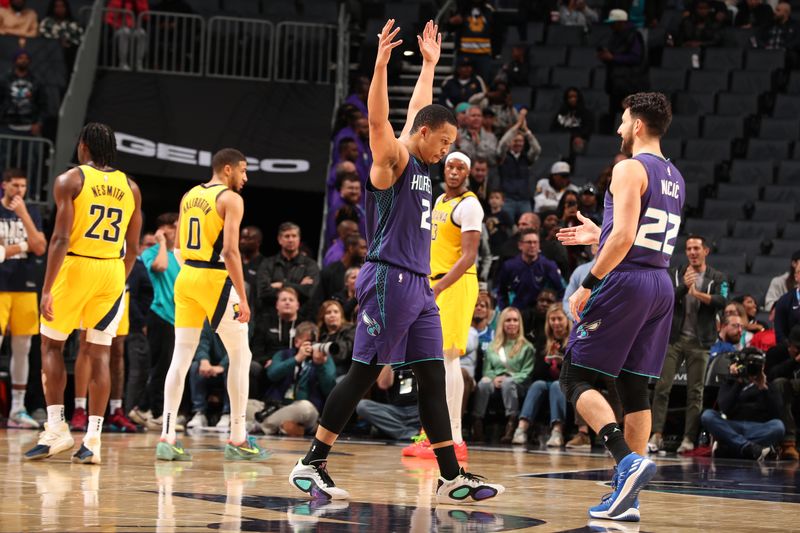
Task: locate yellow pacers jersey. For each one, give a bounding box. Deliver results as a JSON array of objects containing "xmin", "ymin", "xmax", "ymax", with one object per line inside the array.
[
  {"xmin": 180, "ymin": 184, "xmax": 227, "ymax": 262},
  {"xmin": 69, "ymin": 165, "xmax": 135, "ymax": 259},
  {"xmin": 430, "ymin": 191, "xmax": 478, "ymax": 277}
]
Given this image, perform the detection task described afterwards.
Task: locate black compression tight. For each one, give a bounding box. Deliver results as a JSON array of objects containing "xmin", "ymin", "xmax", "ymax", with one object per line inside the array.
[{"xmin": 318, "ymin": 358, "xmax": 453, "ymax": 444}]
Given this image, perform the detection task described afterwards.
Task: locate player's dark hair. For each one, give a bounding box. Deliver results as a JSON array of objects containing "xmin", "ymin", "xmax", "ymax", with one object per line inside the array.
[
  {"xmin": 79, "ymin": 122, "xmax": 117, "ymax": 168},
  {"xmin": 338, "ymin": 137, "xmax": 356, "ymax": 154},
  {"xmin": 278, "ymin": 221, "xmax": 300, "ymax": 236},
  {"xmin": 212, "ymin": 148, "xmax": 246, "ymax": 173},
  {"xmin": 622, "ymin": 92, "xmax": 672, "ymax": 137},
  {"xmin": 410, "ymin": 104, "xmax": 457, "ymax": 135},
  {"xmin": 334, "ymin": 205, "xmax": 359, "ymax": 225},
  {"xmin": 2, "ymin": 168, "xmax": 25, "ymax": 181},
  {"xmin": 685, "ymin": 234, "xmax": 709, "ymax": 249},
  {"xmin": 156, "ymin": 212, "xmax": 179, "ymax": 228}
]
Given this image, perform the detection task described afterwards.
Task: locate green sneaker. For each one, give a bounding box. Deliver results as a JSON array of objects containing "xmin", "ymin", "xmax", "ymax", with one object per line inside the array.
[
  {"xmin": 156, "ymin": 439, "xmax": 193, "ymax": 461},
  {"xmin": 224, "ymin": 436, "xmax": 271, "ymax": 461}
]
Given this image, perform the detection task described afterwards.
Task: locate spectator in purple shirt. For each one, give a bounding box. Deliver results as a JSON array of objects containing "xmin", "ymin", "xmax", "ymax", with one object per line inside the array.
[
  {"xmin": 495, "ymin": 228, "xmax": 564, "ymax": 310},
  {"xmin": 344, "ymin": 75, "xmax": 369, "ymax": 119},
  {"xmin": 327, "ymin": 148, "xmax": 358, "ymax": 210},
  {"xmin": 325, "ymin": 172, "xmax": 365, "ymax": 250}
]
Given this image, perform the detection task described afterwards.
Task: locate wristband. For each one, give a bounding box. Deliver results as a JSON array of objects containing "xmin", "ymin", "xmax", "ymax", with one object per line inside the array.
[
  {"xmin": 581, "ymin": 272, "xmax": 602, "ymax": 290},
  {"xmin": 0, "ymin": 245, "xmax": 5, "ymax": 263},
  {"xmin": 19, "ymin": 241, "xmax": 28, "ymax": 253}
]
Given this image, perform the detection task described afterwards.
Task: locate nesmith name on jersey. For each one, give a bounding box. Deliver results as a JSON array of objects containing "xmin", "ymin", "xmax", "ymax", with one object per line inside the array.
[
  {"xmin": 91, "ymin": 184, "xmax": 127, "ymax": 201},
  {"xmin": 410, "ymin": 174, "xmax": 431, "ymax": 194}
]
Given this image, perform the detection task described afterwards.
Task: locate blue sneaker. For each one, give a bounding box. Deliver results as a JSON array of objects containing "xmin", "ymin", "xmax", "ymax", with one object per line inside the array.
[{"xmin": 589, "ymin": 453, "xmax": 655, "ymax": 521}]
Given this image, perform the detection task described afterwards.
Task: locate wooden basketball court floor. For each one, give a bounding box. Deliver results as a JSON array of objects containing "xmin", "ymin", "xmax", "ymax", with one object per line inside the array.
[{"xmin": 1, "ymin": 429, "xmax": 798, "ymax": 532}]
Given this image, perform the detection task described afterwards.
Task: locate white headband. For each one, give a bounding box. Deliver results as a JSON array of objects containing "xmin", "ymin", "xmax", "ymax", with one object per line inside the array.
[{"xmin": 445, "ymin": 151, "xmax": 471, "ymax": 170}]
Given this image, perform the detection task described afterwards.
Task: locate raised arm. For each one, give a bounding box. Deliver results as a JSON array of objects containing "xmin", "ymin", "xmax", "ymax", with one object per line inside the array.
[
  {"xmin": 400, "ymin": 20, "xmax": 441, "ymax": 140},
  {"xmin": 368, "ymin": 19, "xmax": 407, "ymax": 190}
]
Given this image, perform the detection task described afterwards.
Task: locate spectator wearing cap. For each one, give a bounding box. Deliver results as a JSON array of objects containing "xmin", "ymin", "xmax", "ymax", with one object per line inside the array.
[
  {"xmin": 533, "ymin": 161, "xmax": 579, "ymax": 214},
  {"xmin": 0, "ymin": 0, "xmax": 38, "ymax": 37},
  {"xmin": 455, "ymin": 104, "xmax": 498, "ymax": 164},
  {"xmin": 439, "ymin": 56, "xmax": 488, "ymax": 109},
  {"xmin": 498, "ymin": 42, "xmax": 529, "ymax": 87},
  {"xmin": 497, "ymin": 110, "xmax": 541, "ymax": 220},
  {"xmin": 454, "ymin": 102, "xmax": 470, "ymax": 128},
  {"xmin": 774, "ymin": 262, "xmax": 800, "ymax": 344},
  {"xmin": 559, "ymin": 0, "xmax": 599, "ymax": 30},
  {"xmin": 468, "ymin": 79, "xmax": 520, "ymax": 136},
  {"xmin": 0, "ymin": 49, "xmax": 45, "ymax": 137},
  {"xmin": 551, "ymin": 87, "xmax": 594, "ymax": 155},
  {"xmin": 448, "ymin": 0, "xmax": 495, "ymax": 84},
  {"xmin": 766, "ymin": 324, "xmax": 800, "ymax": 461},
  {"xmin": 597, "ymin": 9, "xmax": 647, "ymax": 117},
  {"xmin": 765, "ymin": 250, "xmax": 800, "ymax": 312},
  {"xmin": 578, "ymin": 183, "xmax": 602, "ymax": 223}
]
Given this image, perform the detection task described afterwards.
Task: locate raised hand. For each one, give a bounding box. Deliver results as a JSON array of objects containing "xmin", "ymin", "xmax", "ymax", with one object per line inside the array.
[
  {"xmin": 375, "ymin": 19, "xmax": 403, "ymax": 68},
  {"xmin": 417, "ymin": 20, "xmax": 441, "ymax": 64},
  {"xmin": 556, "ymin": 211, "xmax": 601, "ymax": 246}
]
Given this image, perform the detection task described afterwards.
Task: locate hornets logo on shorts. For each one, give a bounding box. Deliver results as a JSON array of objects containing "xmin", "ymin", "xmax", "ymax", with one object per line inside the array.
[
  {"xmin": 361, "ymin": 311, "xmax": 381, "ymax": 336},
  {"xmin": 576, "ymin": 319, "xmax": 602, "ymax": 339}
]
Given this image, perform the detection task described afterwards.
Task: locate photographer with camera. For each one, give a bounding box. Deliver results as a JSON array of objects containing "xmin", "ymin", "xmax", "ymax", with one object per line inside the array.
[
  {"xmin": 701, "ymin": 348, "xmax": 785, "ymax": 460},
  {"xmin": 258, "ymin": 322, "xmax": 337, "ymax": 437},
  {"xmin": 766, "ymin": 325, "xmax": 800, "ymax": 460}
]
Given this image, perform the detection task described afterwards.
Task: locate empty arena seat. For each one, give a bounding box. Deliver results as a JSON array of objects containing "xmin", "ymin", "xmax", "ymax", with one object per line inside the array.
[
  {"xmin": 649, "ymin": 68, "xmax": 687, "ymax": 94},
  {"xmin": 568, "ymin": 47, "xmax": 603, "ymax": 68},
  {"xmin": 522, "ymin": 21, "xmax": 545, "ymax": 43},
  {"xmin": 773, "ymin": 94, "xmax": 800, "ymax": 118},
  {"xmin": 528, "ymin": 66, "xmax": 552, "ymax": 86},
  {"xmin": 730, "ymin": 70, "xmax": 773, "ymax": 94},
  {"xmin": 751, "ymin": 256, "xmax": 789, "ymax": 276},
  {"xmin": 703, "ymin": 199, "xmax": 745, "ymax": 219},
  {"xmin": 511, "ymin": 86, "xmax": 533, "ymax": 108},
  {"xmin": 662, "ymin": 47, "xmax": 696, "ymax": 69},
  {"xmin": 533, "ymin": 88, "xmax": 562, "ymax": 112},
  {"xmin": 721, "ymin": 27, "xmax": 754, "ymax": 47},
  {"xmin": 684, "ymin": 218, "xmax": 730, "ymax": 243},
  {"xmin": 702, "ymin": 115, "xmax": 744, "ymax": 139},
  {"xmin": 716, "ymin": 183, "xmax": 760, "ymax": 202},
  {"xmin": 747, "ymin": 139, "xmax": 792, "ymax": 160},
  {"xmin": 763, "ymin": 186, "xmax": 800, "ymax": 212},
  {"xmin": 783, "ymin": 222, "xmax": 800, "ymax": 239},
  {"xmin": 745, "ymin": 48, "xmax": 786, "ymax": 71},
  {"xmin": 585, "ymin": 135, "xmax": 620, "ymax": 157},
  {"xmin": 665, "ymin": 115, "xmax": 699, "ymax": 139},
  {"xmin": 712, "ymin": 254, "xmax": 748, "ymax": 275},
  {"xmin": 716, "ymin": 237, "xmax": 763, "ymax": 257},
  {"xmin": 550, "ymin": 67, "xmax": 591, "ymax": 89},
  {"xmin": 688, "ymin": 70, "xmax": 730, "ymax": 93},
  {"xmin": 728, "ymin": 159, "xmax": 775, "ymax": 185},
  {"xmin": 733, "ymin": 274, "xmax": 772, "ymax": 303},
  {"xmin": 716, "ymin": 92, "xmax": 759, "ymax": 116},
  {"xmin": 546, "ymin": 25, "xmax": 585, "ymax": 46},
  {"xmin": 685, "ymin": 181, "xmax": 700, "ymax": 210},
  {"xmin": 777, "ymin": 161, "xmax": 800, "ymax": 184},
  {"xmin": 733, "ymin": 220, "xmax": 779, "ymax": 239},
  {"xmin": 535, "ymin": 133, "xmax": 571, "ymax": 160},
  {"xmin": 703, "ymin": 47, "xmax": 744, "ymax": 71},
  {"xmin": 591, "ymin": 67, "xmax": 606, "ymax": 90},
  {"xmin": 788, "ymin": 71, "xmax": 800, "ymax": 94},
  {"xmin": 760, "ymin": 118, "xmax": 800, "ymax": 141},
  {"xmin": 586, "ymin": 23, "xmax": 612, "ymax": 47},
  {"xmin": 675, "ymin": 159, "xmax": 715, "ymax": 185},
  {"xmin": 573, "ymin": 155, "xmax": 613, "ymax": 180},
  {"xmin": 529, "ymin": 45, "xmax": 567, "ymax": 67},
  {"xmin": 662, "ymin": 138, "xmax": 683, "ymax": 159},
  {"xmin": 675, "ymin": 92, "xmax": 716, "ymax": 115},
  {"xmin": 529, "ymin": 111, "xmax": 554, "ymax": 133},
  {"xmin": 770, "ymin": 239, "xmax": 800, "ymax": 257},
  {"xmin": 684, "ymin": 139, "xmax": 731, "ymax": 161},
  {"xmin": 753, "ymin": 201, "xmax": 795, "ymax": 222}
]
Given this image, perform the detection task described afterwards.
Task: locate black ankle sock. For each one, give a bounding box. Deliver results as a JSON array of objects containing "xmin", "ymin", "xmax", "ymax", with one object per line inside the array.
[
  {"xmin": 599, "ymin": 423, "xmax": 632, "ymax": 464},
  {"xmin": 433, "ymin": 445, "xmax": 461, "ymax": 480},
  {"xmin": 303, "ymin": 438, "xmax": 332, "ymax": 466}
]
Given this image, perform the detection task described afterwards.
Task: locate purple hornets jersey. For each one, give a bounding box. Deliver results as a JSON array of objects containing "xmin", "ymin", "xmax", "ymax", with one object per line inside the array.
[
  {"xmin": 365, "ymin": 153, "xmax": 433, "ymax": 276},
  {"xmin": 597, "ymin": 153, "xmax": 685, "ymax": 270}
]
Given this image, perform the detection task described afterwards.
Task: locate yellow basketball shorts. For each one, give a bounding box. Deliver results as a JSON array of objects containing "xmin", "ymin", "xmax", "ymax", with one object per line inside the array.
[
  {"xmin": 432, "ymin": 273, "xmax": 479, "ymax": 355},
  {"xmin": 174, "ymin": 263, "xmax": 243, "ymax": 331},
  {"xmin": 0, "ymin": 292, "xmax": 39, "ymax": 335},
  {"xmin": 40, "ymin": 256, "xmax": 125, "ymax": 342}
]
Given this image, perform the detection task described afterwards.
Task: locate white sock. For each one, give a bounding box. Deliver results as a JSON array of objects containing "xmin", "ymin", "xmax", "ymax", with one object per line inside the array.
[
  {"xmin": 217, "ymin": 326, "xmax": 252, "ymax": 445},
  {"xmin": 47, "ymin": 405, "xmax": 65, "ymax": 427},
  {"xmin": 109, "ymin": 399, "xmax": 122, "ymax": 412},
  {"xmin": 161, "ymin": 328, "xmax": 202, "ymax": 444},
  {"xmin": 11, "ymin": 389, "xmax": 26, "ymax": 413},
  {"xmin": 86, "ymin": 416, "xmax": 103, "ymax": 439},
  {"xmin": 75, "ymin": 397, "xmax": 87, "ymax": 410},
  {"xmin": 10, "ymin": 335, "xmax": 31, "ymax": 389},
  {"xmin": 444, "ymin": 353, "xmax": 465, "ymax": 445}
]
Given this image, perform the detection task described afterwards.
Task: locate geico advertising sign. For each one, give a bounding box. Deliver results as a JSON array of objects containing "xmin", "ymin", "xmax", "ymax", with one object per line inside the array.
[{"xmin": 116, "ymin": 132, "xmax": 311, "ymax": 174}]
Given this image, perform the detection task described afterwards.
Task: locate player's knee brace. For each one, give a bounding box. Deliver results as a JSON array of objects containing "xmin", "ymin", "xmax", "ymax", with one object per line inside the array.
[
  {"xmin": 560, "ymin": 354, "xmax": 599, "ymax": 406},
  {"xmin": 617, "ymin": 371, "xmax": 650, "ymax": 414}
]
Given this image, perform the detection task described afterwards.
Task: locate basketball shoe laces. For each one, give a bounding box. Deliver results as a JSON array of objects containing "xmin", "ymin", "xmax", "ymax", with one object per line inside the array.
[
  {"xmin": 38, "ymin": 427, "xmax": 65, "ymax": 446},
  {"xmin": 598, "ymin": 467, "xmax": 620, "ymax": 504},
  {"xmin": 315, "ymin": 461, "xmax": 337, "ymax": 487},
  {"xmin": 412, "ymin": 433, "xmax": 428, "ymax": 445},
  {"xmin": 456, "ymin": 470, "xmax": 486, "ymax": 484}
]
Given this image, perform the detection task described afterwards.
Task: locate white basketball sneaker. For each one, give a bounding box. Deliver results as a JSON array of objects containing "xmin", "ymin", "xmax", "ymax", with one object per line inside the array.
[{"xmin": 289, "ymin": 458, "xmax": 350, "ymax": 500}]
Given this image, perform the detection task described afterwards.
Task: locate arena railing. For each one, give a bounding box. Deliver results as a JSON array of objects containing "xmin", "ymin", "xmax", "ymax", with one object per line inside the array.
[
  {"xmin": 206, "ymin": 17, "xmax": 274, "ymax": 81},
  {"xmin": 138, "ymin": 11, "xmax": 206, "ymax": 76},
  {"xmin": 272, "ymin": 21, "xmax": 337, "ymax": 84},
  {"xmin": 96, "ymin": 7, "xmax": 136, "ymax": 70},
  {"xmin": 0, "ymin": 135, "xmax": 55, "ymax": 203}
]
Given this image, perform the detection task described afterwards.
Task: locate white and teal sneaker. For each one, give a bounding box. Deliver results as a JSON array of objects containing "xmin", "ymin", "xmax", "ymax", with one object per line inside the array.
[
  {"xmin": 8, "ymin": 409, "xmax": 41, "ymax": 429},
  {"xmin": 436, "ymin": 468, "xmax": 505, "ymax": 504},
  {"xmin": 289, "ymin": 458, "xmax": 350, "ymax": 500}
]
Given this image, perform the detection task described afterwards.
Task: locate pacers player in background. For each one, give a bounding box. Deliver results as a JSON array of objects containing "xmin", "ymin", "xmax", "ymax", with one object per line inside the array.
[
  {"xmin": 155, "ymin": 148, "xmax": 268, "ymax": 462},
  {"xmin": 24, "ymin": 122, "xmax": 143, "ymax": 464},
  {"xmin": 403, "ymin": 151, "xmax": 482, "ymax": 461},
  {"xmin": 0, "ymin": 168, "xmax": 47, "ymax": 429}
]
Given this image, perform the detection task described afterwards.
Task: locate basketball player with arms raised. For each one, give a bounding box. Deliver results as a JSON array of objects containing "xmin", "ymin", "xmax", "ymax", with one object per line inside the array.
[
  {"xmin": 557, "ymin": 93, "xmax": 684, "ymax": 522},
  {"xmin": 155, "ymin": 148, "xmax": 268, "ymax": 462},
  {"xmin": 24, "ymin": 123, "xmax": 143, "ymax": 464},
  {"xmin": 290, "ymin": 20, "xmax": 503, "ymax": 503}
]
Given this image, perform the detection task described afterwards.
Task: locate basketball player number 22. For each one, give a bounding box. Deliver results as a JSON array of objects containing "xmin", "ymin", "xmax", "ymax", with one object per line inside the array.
[{"xmin": 634, "ymin": 207, "xmax": 681, "ymax": 255}]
